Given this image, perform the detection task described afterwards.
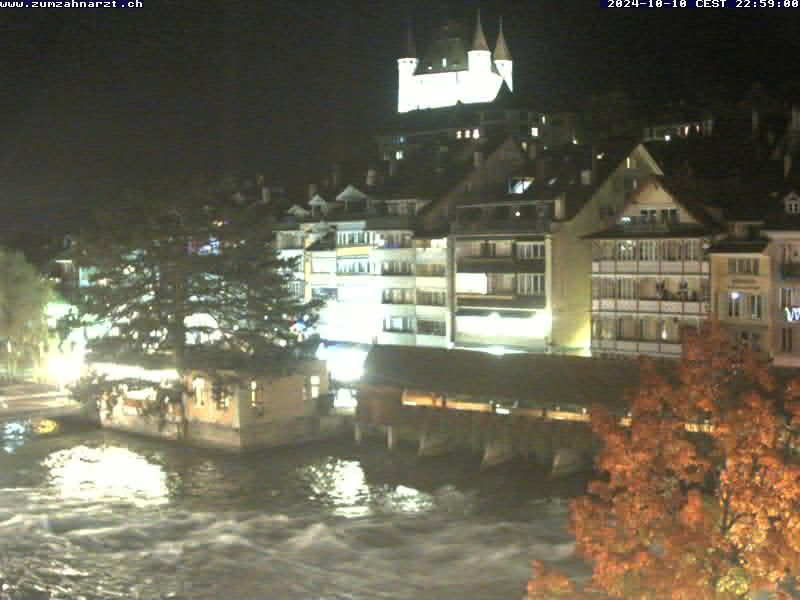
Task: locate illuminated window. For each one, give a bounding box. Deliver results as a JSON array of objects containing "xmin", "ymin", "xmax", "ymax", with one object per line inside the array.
[
  {"xmin": 417, "ymin": 319, "xmax": 446, "ymax": 336},
  {"xmin": 749, "ymin": 294, "xmax": 763, "ymax": 320},
  {"xmin": 517, "ymin": 273, "xmax": 545, "ymax": 296},
  {"xmin": 781, "ymin": 287, "xmax": 793, "ymax": 309},
  {"xmin": 456, "ymin": 130, "xmax": 462, "ymax": 139},
  {"xmin": 517, "ymin": 242, "xmax": 545, "ymax": 260},
  {"xmin": 442, "ymin": 58, "xmax": 447, "ymax": 67},
  {"xmin": 787, "ymin": 199, "xmax": 800, "ymax": 214},
  {"xmin": 541, "ymin": 115, "xmax": 546, "ymax": 125},
  {"xmin": 728, "ymin": 292, "xmax": 742, "ymax": 318},
  {"xmin": 728, "ymin": 258, "xmax": 759, "ymax": 275},
  {"xmin": 530, "ymin": 126, "xmax": 539, "ymax": 137},
  {"xmin": 472, "ymin": 128, "xmax": 480, "ymax": 139},
  {"xmin": 383, "ymin": 316, "xmax": 414, "ymax": 333},
  {"xmin": 626, "ymin": 157, "xmax": 637, "ymax": 169},
  {"xmin": 465, "ymin": 129, "xmax": 472, "ymax": 139},
  {"xmin": 395, "ymin": 150, "xmax": 404, "ymax": 160}
]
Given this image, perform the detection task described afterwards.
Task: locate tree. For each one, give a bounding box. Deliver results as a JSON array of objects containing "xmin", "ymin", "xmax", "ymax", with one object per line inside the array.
[
  {"xmin": 68, "ymin": 177, "xmax": 321, "ymax": 374},
  {"xmin": 0, "ymin": 249, "xmax": 52, "ymax": 378},
  {"xmin": 534, "ymin": 322, "xmax": 800, "ymax": 600}
]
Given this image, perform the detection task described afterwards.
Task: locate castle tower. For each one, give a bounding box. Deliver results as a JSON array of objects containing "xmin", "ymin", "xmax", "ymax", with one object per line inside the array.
[
  {"xmin": 397, "ymin": 19, "xmax": 420, "ymax": 113},
  {"xmin": 467, "ymin": 10, "xmax": 492, "ymax": 75},
  {"xmin": 494, "ymin": 17, "xmax": 513, "ymax": 92}
]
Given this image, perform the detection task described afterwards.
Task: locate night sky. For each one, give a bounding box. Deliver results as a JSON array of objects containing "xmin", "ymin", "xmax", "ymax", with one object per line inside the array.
[{"xmin": 0, "ymin": 0, "xmax": 799, "ymax": 235}]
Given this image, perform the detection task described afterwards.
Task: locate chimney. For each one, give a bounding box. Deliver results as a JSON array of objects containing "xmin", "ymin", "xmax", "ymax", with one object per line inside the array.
[{"xmin": 785, "ymin": 154, "xmax": 793, "ymax": 179}]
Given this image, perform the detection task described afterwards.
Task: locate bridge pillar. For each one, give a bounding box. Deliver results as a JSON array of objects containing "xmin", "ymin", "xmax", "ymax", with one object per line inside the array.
[
  {"xmin": 386, "ymin": 426, "xmax": 397, "ymax": 450},
  {"xmin": 481, "ymin": 429, "xmax": 515, "ymax": 468},
  {"xmin": 354, "ymin": 422, "xmax": 363, "ymax": 445}
]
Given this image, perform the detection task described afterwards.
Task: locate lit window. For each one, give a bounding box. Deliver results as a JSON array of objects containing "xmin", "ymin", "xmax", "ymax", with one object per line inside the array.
[
  {"xmin": 442, "ymin": 58, "xmax": 447, "ymax": 67},
  {"xmin": 531, "ymin": 127, "xmax": 539, "ymax": 137},
  {"xmin": 472, "ymin": 128, "xmax": 480, "ymax": 139},
  {"xmin": 395, "ymin": 150, "xmax": 404, "ymax": 160},
  {"xmin": 541, "ymin": 115, "xmax": 546, "ymax": 125},
  {"xmin": 250, "ymin": 380, "xmax": 264, "ymax": 417},
  {"xmin": 787, "ymin": 199, "xmax": 800, "ymax": 214},
  {"xmin": 456, "ymin": 130, "xmax": 463, "ymax": 139},
  {"xmin": 465, "ymin": 129, "xmax": 472, "ymax": 139},
  {"xmin": 665, "ymin": 134, "xmax": 672, "ymax": 142}
]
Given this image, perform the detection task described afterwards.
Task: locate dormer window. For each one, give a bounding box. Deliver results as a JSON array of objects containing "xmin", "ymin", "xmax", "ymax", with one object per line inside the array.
[{"xmin": 787, "ymin": 198, "xmax": 800, "ymax": 214}]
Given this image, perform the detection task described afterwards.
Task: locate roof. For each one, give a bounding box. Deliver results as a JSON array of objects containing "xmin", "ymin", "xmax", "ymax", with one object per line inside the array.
[
  {"xmin": 494, "ymin": 18, "xmax": 511, "ymax": 61},
  {"xmin": 416, "ymin": 21, "xmax": 469, "ymax": 75},
  {"xmin": 708, "ymin": 239, "xmax": 769, "ymax": 254},
  {"xmin": 471, "ymin": 11, "xmax": 489, "ymax": 52},
  {"xmin": 360, "ymin": 345, "xmax": 645, "ymax": 413}
]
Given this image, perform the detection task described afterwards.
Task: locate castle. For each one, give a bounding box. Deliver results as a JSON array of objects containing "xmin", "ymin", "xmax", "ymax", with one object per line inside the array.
[{"xmin": 397, "ymin": 12, "xmax": 513, "ymax": 113}]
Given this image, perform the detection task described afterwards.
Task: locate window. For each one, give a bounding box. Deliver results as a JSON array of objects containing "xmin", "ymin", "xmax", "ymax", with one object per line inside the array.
[
  {"xmin": 782, "ymin": 328, "xmax": 794, "ymax": 353},
  {"xmin": 749, "ymin": 295, "xmax": 763, "ymax": 320},
  {"xmin": 517, "ymin": 242, "xmax": 545, "ymax": 260},
  {"xmin": 616, "ymin": 240, "xmax": 636, "ymax": 261},
  {"xmin": 456, "ymin": 130, "xmax": 463, "ymax": 139},
  {"xmin": 442, "ymin": 58, "xmax": 447, "ymax": 67},
  {"xmin": 781, "ymin": 287, "xmax": 793, "ymax": 309},
  {"xmin": 288, "ymin": 279, "xmax": 304, "ymax": 299},
  {"xmin": 728, "ymin": 292, "xmax": 742, "ymax": 318},
  {"xmin": 517, "ymin": 273, "xmax": 545, "ymax": 296},
  {"xmin": 662, "ymin": 240, "xmax": 682, "ymax": 261},
  {"xmin": 728, "ymin": 258, "xmax": 759, "ymax": 275},
  {"xmin": 416, "ymin": 263, "xmax": 445, "ymax": 277},
  {"xmin": 337, "ymin": 231, "xmax": 371, "ymax": 247},
  {"xmin": 617, "ymin": 278, "xmax": 637, "ymax": 300},
  {"xmin": 381, "ymin": 261, "xmax": 412, "ymax": 275},
  {"xmin": 416, "ymin": 289, "xmax": 446, "ymax": 306},
  {"xmin": 787, "ymin": 198, "xmax": 800, "ymax": 214},
  {"xmin": 683, "ymin": 240, "xmax": 701, "ymax": 261},
  {"xmin": 312, "ymin": 287, "xmax": 337, "ymax": 301},
  {"xmin": 383, "ymin": 316, "xmax": 414, "ymax": 333},
  {"xmin": 660, "ymin": 208, "xmax": 678, "ymax": 224},
  {"xmin": 337, "ymin": 257, "xmax": 370, "ymax": 275},
  {"xmin": 639, "ymin": 240, "xmax": 657, "ymax": 261},
  {"xmin": 626, "ymin": 157, "xmax": 637, "ymax": 169},
  {"xmin": 381, "ymin": 232, "xmax": 412, "ymax": 249},
  {"xmin": 473, "ymin": 128, "xmax": 480, "ymax": 139},
  {"xmin": 640, "ymin": 209, "xmax": 657, "ymax": 223},
  {"xmin": 531, "ymin": 126, "xmax": 539, "ymax": 137},
  {"xmin": 395, "ymin": 150, "xmax": 404, "ymax": 160},
  {"xmin": 417, "ymin": 320, "xmax": 446, "ymax": 336},
  {"xmin": 382, "ymin": 288, "xmax": 414, "ymax": 304},
  {"xmin": 488, "ymin": 273, "xmax": 515, "ymax": 294}
]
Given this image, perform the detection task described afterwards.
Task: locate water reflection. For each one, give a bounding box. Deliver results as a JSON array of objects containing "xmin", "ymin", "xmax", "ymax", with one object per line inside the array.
[
  {"xmin": 301, "ymin": 458, "xmax": 371, "ymax": 517},
  {"xmin": 43, "ymin": 445, "xmax": 169, "ymax": 506},
  {"xmin": 3, "ymin": 421, "xmax": 30, "ymax": 454}
]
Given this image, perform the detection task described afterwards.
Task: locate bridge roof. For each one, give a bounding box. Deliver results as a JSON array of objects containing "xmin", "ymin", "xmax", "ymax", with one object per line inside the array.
[{"xmin": 360, "ymin": 346, "xmax": 646, "ymax": 414}]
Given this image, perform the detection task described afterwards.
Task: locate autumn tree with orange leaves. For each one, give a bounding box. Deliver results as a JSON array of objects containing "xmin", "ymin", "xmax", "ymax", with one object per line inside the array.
[{"xmin": 529, "ymin": 322, "xmax": 800, "ymax": 600}]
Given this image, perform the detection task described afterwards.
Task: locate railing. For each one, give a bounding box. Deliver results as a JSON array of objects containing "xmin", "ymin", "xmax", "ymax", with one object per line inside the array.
[{"xmin": 416, "ymin": 265, "xmax": 446, "ymax": 277}]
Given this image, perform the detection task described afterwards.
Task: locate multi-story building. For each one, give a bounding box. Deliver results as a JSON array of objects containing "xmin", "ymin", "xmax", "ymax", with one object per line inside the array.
[
  {"xmin": 449, "ymin": 141, "xmax": 661, "ymax": 354},
  {"xmin": 588, "ymin": 176, "xmax": 723, "ymax": 358}
]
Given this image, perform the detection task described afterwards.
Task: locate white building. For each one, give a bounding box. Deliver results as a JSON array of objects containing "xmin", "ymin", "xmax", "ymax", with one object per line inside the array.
[{"xmin": 398, "ymin": 13, "xmax": 513, "ymax": 113}]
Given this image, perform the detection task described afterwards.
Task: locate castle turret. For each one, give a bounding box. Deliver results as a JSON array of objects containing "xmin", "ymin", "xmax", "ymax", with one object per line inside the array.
[
  {"xmin": 467, "ymin": 11, "xmax": 491, "ymax": 75},
  {"xmin": 397, "ymin": 18, "xmax": 419, "ymax": 113},
  {"xmin": 494, "ymin": 17, "xmax": 513, "ymax": 92}
]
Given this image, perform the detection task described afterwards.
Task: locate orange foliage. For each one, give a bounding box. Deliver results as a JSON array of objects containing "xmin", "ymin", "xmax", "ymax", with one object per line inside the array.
[{"xmin": 529, "ymin": 322, "xmax": 800, "ymax": 600}]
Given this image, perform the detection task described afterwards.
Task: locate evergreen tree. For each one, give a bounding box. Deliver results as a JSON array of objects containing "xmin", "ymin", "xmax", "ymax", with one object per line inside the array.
[
  {"xmin": 68, "ymin": 177, "xmax": 321, "ymax": 374},
  {"xmin": 0, "ymin": 249, "xmax": 52, "ymax": 378}
]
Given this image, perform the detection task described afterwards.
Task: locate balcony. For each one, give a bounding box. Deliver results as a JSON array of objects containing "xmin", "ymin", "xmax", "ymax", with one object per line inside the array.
[
  {"xmin": 453, "ymin": 218, "xmax": 550, "ymax": 235},
  {"xmin": 457, "ymin": 256, "xmax": 545, "ymax": 274},
  {"xmin": 781, "ymin": 263, "xmax": 800, "ymax": 279},
  {"xmin": 458, "ymin": 294, "xmax": 546, "ymax": 310}
]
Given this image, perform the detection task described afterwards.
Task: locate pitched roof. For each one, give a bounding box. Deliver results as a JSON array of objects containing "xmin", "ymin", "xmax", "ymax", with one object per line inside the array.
[
  {"xmin": 361, "ymin": 345, "xmax": 644, "ymax": 414},
  {"xmin": 471, "ymin": 11, "xmax": 489, "ymax": 52},
  {"xmin": 493, "ymin": 18, "xmax": 511, "ymax": 61}
]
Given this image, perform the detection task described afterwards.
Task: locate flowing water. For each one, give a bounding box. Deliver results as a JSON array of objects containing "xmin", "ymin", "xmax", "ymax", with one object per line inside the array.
[{"xmin": 0, "ymin": 420, "xmax": 590, "ymax": 600}]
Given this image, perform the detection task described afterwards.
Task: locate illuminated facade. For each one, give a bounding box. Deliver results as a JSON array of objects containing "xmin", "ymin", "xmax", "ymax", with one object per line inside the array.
[
  {"xmin": 398, "ymin": 14, "xmax": 513, "ymax": 113},
  {"xmin": 588, "ymin": 176, "xmax": 719, "ymax": 358}
]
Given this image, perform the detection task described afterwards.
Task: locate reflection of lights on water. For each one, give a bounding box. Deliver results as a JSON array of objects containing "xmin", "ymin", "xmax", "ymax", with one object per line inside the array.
[
  {"xmin": 33, "ymin": 418, "xmax": 59, "ymax": 435},
  {"xmin": 302, "ymin": 459, "xmax": 371, "ymax": 517},
  {"xmin": 43, "ymin": 445, "xmax": 168, "ymax": 506},
  {"xmin": 3, "ymin": 421, "xmax": 30, "ymax": 454},
  {"xmin": 387, "ymin": 485, "xmax": 434, "ymax": 514}
]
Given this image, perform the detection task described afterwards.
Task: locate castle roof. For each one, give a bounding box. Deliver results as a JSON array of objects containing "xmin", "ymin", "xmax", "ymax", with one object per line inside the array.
[
  {"xmin": 494, "ymin": 18, "xmax": 511, "ymax": 61},
  {"xmin": 471, "ymin": 11, "xmax": 490, "ymax": 52}
]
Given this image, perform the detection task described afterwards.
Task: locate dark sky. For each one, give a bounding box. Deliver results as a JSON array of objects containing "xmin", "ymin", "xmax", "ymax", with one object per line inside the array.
[{"xmin": 0, "ymin": 0, "xmax": 799, "ymax": 235}]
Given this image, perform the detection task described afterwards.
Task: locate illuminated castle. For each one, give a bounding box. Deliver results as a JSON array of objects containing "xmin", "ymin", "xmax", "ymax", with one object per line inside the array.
[{"xmin": 397, "ymin": 12, "xmax": 513, "ymax": 113}]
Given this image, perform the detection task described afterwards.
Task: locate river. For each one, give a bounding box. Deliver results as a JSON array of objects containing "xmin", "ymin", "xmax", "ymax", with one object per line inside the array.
[{"xmin": 0, "ymin": 420, "xmax": 590, "ymax": 600}]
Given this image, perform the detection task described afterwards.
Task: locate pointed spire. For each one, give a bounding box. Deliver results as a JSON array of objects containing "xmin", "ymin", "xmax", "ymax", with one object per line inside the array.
[
  {"xmin": 403, "ymin": 17, "xmax": 417, "ymax": 58},
  {"xmin": 494, "ymin": 16, "xmax": 511, "ymax": 61},
  {"xmin": 472, "ymin": 9, "xmax": 489, "ymax": 52}
]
